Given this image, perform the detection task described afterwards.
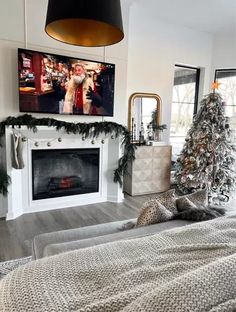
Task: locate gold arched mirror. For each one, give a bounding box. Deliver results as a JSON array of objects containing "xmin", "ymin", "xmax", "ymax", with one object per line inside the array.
[{"xmin": 128, "ymin": 92, "xmax": 162, "ymax": 143}]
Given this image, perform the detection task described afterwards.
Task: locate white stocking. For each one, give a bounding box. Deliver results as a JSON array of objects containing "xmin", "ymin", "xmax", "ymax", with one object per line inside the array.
[{"xmin": 11, "ymin": 132, "xmax": 24, "ymax": 169}]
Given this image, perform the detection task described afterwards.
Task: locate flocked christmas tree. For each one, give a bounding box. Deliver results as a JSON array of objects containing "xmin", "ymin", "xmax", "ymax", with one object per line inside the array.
[{"xmin": 175, "ymin": 90, "xmax": 236, "ymax": 205}]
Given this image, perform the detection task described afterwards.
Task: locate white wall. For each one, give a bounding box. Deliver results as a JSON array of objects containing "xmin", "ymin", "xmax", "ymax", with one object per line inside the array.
[
  {"xmin": 211, "ymin": 34, "xmax": 236, "ymax": 79},
  {"xmin": 1, "ymin": 0, "xmax": 232, "ymax": 135},
  {"xmin": 127, "ymin": 4, "xmax": 214, "ymax": 141},
  {"xmin": 0, "ymin": 0, "xmax": 130, "ymax": 125}
]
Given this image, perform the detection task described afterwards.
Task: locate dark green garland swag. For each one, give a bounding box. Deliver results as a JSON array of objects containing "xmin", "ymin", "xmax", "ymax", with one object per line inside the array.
[
  {"xmin": 0, "ymin": 167, "xmax": 11, "ymax": 196},
  {"xmin": 0, "ymin": 114, "xmax": 136, "ymax": 192}
]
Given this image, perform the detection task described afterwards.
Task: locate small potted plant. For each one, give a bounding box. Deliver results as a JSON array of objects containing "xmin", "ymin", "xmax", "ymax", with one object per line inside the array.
[{"xmin": 151, "ymin": 108, "xmax": 167, "ymax": 141}]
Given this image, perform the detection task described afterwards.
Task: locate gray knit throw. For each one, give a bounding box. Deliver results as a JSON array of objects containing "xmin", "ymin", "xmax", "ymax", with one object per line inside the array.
[
  {"xmin": 0, "ymin": 256, "xmax": 32, "ymax": 280},
  {"xmin": 1, "ymin": 216, "xmax": 236, "ymax": 311}
]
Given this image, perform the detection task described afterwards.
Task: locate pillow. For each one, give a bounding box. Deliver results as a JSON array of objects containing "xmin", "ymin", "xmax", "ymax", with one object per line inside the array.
[
  {"xmin": 175, "ymin": 207, "xmax": 222, "ymax": 222},
  {"xmin": 153, "ymin": 189, "xmax": 178, "ymax": 214},
  {"xmin": 136, "ymin": 199, "xmax": 173, "ymax": 226},
  {"xmin": 185, "ymin": 189, "xmax": 208, "ymax": 206},
  {"xmin": 176, "ymin": 196, "xmax": 197, "ymax": 212}
]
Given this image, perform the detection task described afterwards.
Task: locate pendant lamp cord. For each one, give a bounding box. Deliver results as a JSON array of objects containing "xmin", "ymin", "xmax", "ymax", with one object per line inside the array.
[
  {"xmin": 100, "ymin": 46, "xmax": 106, "ymax": 198},
  {"xmin": 101, "ymin": 46, "xmax": 106, "ymax": 123},
  {"xmin": 103, "ymin": 46, "xmax": 106, "ymax": 63},
  {"xmin": 24, "ymin": 0, "xmax": 28, "ymax": 49}
]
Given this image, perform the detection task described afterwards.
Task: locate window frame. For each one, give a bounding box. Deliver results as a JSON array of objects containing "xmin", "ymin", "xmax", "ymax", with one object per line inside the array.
[
  {"xmin": 174, "ymin": 64, "xmax": 200, "ymax": 115},
  {"xmin": 214, "ymin": 68, "xmax": 236, "ymax": 113},
  {"xmin": 214, "ymin": 68, "xmax": 236, "ymax": 82}
]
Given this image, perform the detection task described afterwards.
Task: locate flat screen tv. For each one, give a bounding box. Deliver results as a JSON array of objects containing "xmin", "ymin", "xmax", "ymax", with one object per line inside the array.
[{"xmin": 18, "ymin": 48, "xmax": 115, "ymax": 116}]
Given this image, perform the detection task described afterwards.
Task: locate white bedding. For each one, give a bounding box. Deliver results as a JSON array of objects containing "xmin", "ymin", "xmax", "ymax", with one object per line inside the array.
[{"xmin": 1, "ymin": 216, "xmax": 236, "ymax": 311}]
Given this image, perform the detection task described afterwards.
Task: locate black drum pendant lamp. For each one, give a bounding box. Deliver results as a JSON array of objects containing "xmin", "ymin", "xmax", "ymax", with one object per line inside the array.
[{"xmin": 45, "ymin": 0, "xmax": 124, "ymax": 47}]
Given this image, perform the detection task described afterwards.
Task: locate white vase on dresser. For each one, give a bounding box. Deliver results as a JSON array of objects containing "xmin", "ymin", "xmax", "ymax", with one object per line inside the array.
[{"xmin": 123, "ymin": 145, "xmax": 172, "ymax": 196}]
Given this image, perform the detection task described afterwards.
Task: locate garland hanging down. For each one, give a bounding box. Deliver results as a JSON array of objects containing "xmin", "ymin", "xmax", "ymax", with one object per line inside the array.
[
  {"xmin": 0, "ymin": 114, "xmax": 136, "ymax": 189},
  {"xmin": 0, "ymin": 167, "xmax": 11, "ymax": 196}
]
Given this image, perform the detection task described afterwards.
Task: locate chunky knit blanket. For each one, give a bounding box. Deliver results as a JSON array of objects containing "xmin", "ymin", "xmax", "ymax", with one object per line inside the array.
[{"xmin": 1, "ymin": 216, "xmax": 236, "ymax": 312}]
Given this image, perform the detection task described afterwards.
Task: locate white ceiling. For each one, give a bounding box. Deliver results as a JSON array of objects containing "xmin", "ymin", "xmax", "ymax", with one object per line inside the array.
[{"xmin": 128, "ymin": 0, "xmax": 236, "ymax": 35}]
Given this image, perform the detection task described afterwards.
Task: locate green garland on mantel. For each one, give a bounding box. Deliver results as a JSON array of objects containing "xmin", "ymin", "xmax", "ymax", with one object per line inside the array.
[{"xmin": 0, "ymin": 114, "xmax": 136, "ymax": 191}]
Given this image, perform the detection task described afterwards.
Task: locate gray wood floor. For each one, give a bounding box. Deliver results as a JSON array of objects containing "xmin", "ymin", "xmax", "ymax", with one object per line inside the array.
[{"xmin": 0, "ymin": 194, "xmax": 152, "ymax": 262}]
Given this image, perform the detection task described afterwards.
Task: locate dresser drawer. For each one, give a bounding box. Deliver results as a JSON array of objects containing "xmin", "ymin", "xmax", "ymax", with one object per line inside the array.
[
  {"xmin": 134, "ymin": 146, "xmax": 153, "ymax": 159},
  {"xmin": 133, "ymin": 158, "xmax": 152, "ymax": 170},
  {"xmin": 132, "ymin": 170, "xmax": 153, "ymax": 182},
  {"xmin": 153, "ymin": 157, "xmax": 171, "ymax": 170},
  {"xmin": 132, "ymin": 182, "xmax": 155, "ymax": 195},
  {"xmin": 153, "ymin": 146, "xmax": 172, "ymax": 158}
]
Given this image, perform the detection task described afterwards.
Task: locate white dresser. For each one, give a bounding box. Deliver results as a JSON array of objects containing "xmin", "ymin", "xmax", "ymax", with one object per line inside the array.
[{"xmin": 123, "ymin": 145, "xmax": 172, "ymax": 196}]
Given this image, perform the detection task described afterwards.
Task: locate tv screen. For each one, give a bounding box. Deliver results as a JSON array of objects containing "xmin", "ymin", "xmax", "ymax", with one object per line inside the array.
[{"xmin": 18, "ymin": 48, "xmax": 115, "ymax": 116}]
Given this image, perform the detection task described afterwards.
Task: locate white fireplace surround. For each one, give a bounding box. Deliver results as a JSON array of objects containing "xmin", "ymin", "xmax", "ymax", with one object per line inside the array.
[{"xmin": 2, "ymin": 126, "xmax": 124, "ymax": 220}]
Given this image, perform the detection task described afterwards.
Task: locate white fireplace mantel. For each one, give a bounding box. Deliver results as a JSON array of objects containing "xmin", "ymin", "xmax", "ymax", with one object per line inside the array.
[{"xmin": 1, "ymin": 126, "xmax": 124, "ymax": 220}]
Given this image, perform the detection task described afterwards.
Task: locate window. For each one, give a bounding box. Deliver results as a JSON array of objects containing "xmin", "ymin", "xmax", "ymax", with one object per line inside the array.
[
  {"xmin": 214, "ymin": 69, "xmax": 236, "ymax": 120},
  {"xmin": 170, "ymin": 65, "xmax": 200, "ymax": 163}
]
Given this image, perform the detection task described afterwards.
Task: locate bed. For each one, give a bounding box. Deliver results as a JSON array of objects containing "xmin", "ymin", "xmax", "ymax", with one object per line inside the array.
[{"xmin": 0, "ymin": 215, "xmax": 236, "ymax": 311}]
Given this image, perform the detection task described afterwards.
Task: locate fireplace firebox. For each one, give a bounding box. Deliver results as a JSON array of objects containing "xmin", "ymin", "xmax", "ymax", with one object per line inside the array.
[{"xmin": 32, "ymin": 148, "xmax": 99, "ymax": 200}]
